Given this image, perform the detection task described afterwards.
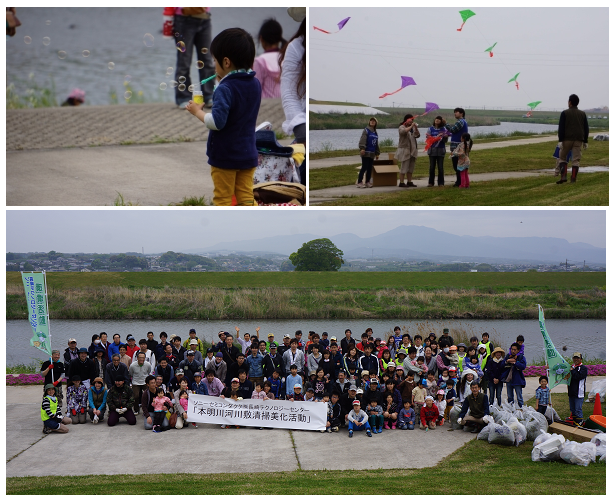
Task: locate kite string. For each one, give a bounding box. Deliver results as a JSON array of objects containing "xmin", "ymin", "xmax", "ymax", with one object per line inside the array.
[{"xmin": 472, "ymin": 21, "xmax": 535, "ymax": 103}]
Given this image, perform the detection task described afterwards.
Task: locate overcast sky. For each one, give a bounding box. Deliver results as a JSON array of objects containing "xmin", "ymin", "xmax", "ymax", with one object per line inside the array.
[
  {"xmin": 5, "ymin": 210, "xmax": 606, "ymax": 253},
  {"xmin": 310, "ymin": 7, "xmax": 609, "ymax": 110}
]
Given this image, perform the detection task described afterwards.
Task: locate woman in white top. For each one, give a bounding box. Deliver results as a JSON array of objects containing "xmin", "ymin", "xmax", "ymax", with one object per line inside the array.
[{"xmin": 279, "ymin": 8, "xmax": 306, "ymax": 185}]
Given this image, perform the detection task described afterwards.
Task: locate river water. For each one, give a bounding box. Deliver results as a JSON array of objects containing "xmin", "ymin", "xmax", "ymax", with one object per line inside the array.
[
  {"xmin": 7, "ymin": 318, "xmax": 605, "ymax": 367},
  {"xmin": 7, "ymin": 7, "xmax": 297, "ymax": 106},
  {"xmin": 309, "ymin": 122, "xmax": 558, "ymax": 152}
]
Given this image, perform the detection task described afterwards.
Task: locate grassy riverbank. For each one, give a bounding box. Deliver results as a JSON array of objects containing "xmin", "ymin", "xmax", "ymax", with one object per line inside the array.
[{"xmin": 6, "ymin": 272, "xmax": 605, "ymax": 320}]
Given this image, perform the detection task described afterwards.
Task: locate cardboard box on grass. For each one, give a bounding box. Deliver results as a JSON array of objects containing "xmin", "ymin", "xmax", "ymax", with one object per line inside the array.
[
  {"xmin": 548, "ymin": 422, "xmax": 600, "ymax": 442},
  {"xmin": 372, "ymin": 153, "xmax": 399, "ymax": 187}
]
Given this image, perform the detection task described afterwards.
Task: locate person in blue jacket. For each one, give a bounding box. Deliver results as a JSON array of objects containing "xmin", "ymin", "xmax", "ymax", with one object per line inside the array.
[{"xmin": 501, "ymin": 343, "xmax": 526, "ymax": 408}]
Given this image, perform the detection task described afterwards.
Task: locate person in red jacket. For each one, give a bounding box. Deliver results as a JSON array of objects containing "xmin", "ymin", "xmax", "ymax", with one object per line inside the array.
[{"xmin": 420, "ymin": 395, "xmax": 439, "ymax": 430}]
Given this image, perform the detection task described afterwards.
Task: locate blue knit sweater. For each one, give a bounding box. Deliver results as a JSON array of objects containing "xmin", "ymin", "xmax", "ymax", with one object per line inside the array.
[{"xmin": 205, "ymin": 71, "xmax": 262, "ymax": 169}]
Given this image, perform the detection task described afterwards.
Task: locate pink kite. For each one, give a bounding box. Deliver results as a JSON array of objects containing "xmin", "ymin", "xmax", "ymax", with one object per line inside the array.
[
  {"xmin": 313, "ymin": 17, "xmax": 350, "ymax": 34},
  {"xmin": 379, "ymin": 76, "xmax": 416, "ymax": 99}
]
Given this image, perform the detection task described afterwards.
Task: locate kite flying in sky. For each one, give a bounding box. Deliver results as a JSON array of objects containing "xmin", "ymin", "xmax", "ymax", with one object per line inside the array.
[
  {"xmin": 313, "ymin": 17, "xmax": 350, "ymax": 34},
  {"xmin": 526, "ymin": 101, "xmax": 541, "ymax": 117},
  {"xmin": 379, "ymin": 76, "xmax": 416, "ymax": 99},
  {"xmin": 457, "ymin": 10, "xmax": 476, "ymax": 31},
  {"xmin": 402, "ymin": 102, "xmax": 440, "ymax": 126},
  {"xmin": 484, "ymin": 42, "xmax": 497, "ymax": 57},
  {"xmin": 508, "ymin": 72, "xmax": 520, "ymax": 90}
]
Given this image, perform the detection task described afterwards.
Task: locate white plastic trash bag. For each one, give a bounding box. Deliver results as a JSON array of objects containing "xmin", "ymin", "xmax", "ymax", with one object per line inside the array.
[
  {"xmin": 531, "ymin": 434, "xmax": 566, "ymax": 462},
  {"xmin": 477, "ymin": 423, "xmax": 493, "ymax": 441},
  {"xmin": 599, "ymin": 453, "xmax": 606, "ymax": 462},
  {"xmin": 488, "ymin": 421, "xmax": 516, "ymax": 446},
  {"xmin": 560, "ymin": 440, "xmax": 597, "ymax": 467},
  {"xmin": 506, "ymin": 416, "xmax": 527, "ymax": 446},
  {"xmin": 588, "ymin": 379, "xmax": 606, "ymax": 403},
  {"xmin": 590, "ymin": 433, "xmax": 606, "ymax": 458},
  {"xmin": 449, "ymin": 405, "xmax": 463, "ymax": 430},
  {"xmin": 533, "ymin": 430, "xmax": 552, "ymax": 448},
  {"xmin": 525, "ymin": 412, "xmax": 549, "ymax": 441},
  {"xmin": 544, "ymin": 405, "xmax": 561, "ymax": 423}
]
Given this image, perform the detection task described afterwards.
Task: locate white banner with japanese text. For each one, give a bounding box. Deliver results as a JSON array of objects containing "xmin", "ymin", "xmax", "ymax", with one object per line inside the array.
[{"xmin": 188, "ymin": 395, "xmax": 327, "ymax": 430}]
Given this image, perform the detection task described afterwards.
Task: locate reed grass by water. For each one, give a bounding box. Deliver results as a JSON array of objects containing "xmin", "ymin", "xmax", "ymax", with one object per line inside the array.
[{"xmin": 6, "ymin": 283, "xmax": 605, "ymax": 321}]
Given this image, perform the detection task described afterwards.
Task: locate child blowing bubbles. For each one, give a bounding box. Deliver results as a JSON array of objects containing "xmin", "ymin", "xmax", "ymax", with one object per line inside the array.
[{"xmin": 186, "ymin": 28, "xmax": 262, "ymax": 206}]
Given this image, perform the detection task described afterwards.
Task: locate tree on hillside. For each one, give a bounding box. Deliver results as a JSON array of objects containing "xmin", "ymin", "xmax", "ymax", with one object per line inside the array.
[{"xmin": 289, "ymin": 238, "xmax": 344, "ymax": 272}]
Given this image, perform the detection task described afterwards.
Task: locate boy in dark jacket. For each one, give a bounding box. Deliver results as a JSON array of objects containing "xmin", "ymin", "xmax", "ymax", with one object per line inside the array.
[
  {"xmin": 329, "ymin": 392, "xmax": 342, "ymax": 432},
  {"xmin": 186, "ymin": 28, "xmax": 261, "ymax": 206}
]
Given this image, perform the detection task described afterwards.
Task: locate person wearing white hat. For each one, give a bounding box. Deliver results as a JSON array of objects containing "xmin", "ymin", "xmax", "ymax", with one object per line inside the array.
[
  {"xmin": 485, "ymin": 347, "xmax": 506, "ymax": 406},
  {"xmin": 347, "ymin": 400, "xmax": 372, "ymax": 437}
]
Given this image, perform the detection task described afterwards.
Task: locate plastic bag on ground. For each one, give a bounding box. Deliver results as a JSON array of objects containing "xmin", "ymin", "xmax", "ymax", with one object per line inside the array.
[
  {"xmin": 506, "ymin": 416, "xmax": 527, "ymax": 445},
  {"xmin": 533, "ymin": 430, "xmax": 552, "ymax": 448},
  {"xmin": 482, "ymin": 414, "xmax": 494, "ymax": 424},
  {"xmin": 544, "ymin": 405, "xmax": 561, "ymax": 423},
  {"xmin": 531, "ymin": 434, "xmax": 566, "ymax": 462},
  {"xmin": 477, "ymin": 423, "xmax": 493, "ymax": 441},
  {"xmin": 449, "ymin": 404, "xmax": 463, "ymax": 430},
  {"xmin": 588, "ymin": 379, "xmax": 606, "ymax": 403},
  {"xmin": 590, "ymin": 433, "xmax": 606, "ymax": 457},
  {"xmin": 560, "ymin": 440, "xmax": 597, "ymax": 467},
  {"xmin": 488, "ymin": 421, "xmax": 516, "ymax": 446},
  {"xmin": 600, "ymin": 453, "xmax": 606, "ymax": 462},
  {"xmin": 525, "ymin": 412, "xmax": 549, "ymax": 441},
  {"xmin": 495, "ymin": 410, "xmax": 513, "ymax": 424}
]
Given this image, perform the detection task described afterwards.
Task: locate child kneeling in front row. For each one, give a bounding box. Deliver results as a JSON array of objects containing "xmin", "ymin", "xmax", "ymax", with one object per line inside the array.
[
  {"xmin": 366, "ymin": 398, "xmax": 384, "ymax": 433},
  {"xmin": 348, "ymin": 400, "xmax": 372, "ymax": 438},
  {"xmin": 186, "ymin": 28, "xmax": 262, "ymax": 206},
  {"xmin": 397, "ymin": 401, "xmax": 415, "ymax": 430}
]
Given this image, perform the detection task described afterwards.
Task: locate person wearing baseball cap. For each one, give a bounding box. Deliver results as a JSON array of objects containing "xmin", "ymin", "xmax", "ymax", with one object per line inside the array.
[
  {"xmin": 222, "ymin": 377, "xmax": 243, "ymax": 398},
  {"xmin": 347, "ymin": 399, "xmax": 372, "ymax": 437},
  {"xmin": 439, "ymin": 328, "xmax": 454, "ymax": 347},
  {"xmin": 566, "ymin": 351, "xmax": 588, "ymax": 425},
  {"xmin": 107, "ymin": 373, "xmax": 137, "ymax": 427},
  {"xmin": 486, "ymin": 347, "xmax": 506, "ymax": 406},
  {"xmin": 182, "ymin": 328, "xmax": 204, "ymax": 355},
  {"xmin": 68, "ymin": 347, "xmax": 96, "ymax": 390},
  {"xmin": 64, "ymin": 338, "xmax": 79, "ymax": 373},
  {"xmin": 186, "ymin": 339, "xmax": 204, "ymax": 366},
  {"xmin": 41, "ymin": 383, "xmax": 71, "ymax": 434}
]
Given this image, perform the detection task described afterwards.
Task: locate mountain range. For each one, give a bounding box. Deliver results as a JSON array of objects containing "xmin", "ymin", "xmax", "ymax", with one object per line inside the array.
[{"xmin": 182, "ymin": 225, "xmax": 606, "ymax": 265}]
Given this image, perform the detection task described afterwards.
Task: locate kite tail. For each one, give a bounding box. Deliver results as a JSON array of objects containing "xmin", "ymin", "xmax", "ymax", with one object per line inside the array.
[
  {"xmin": 489, "ymin": 52, "xmax": 493, "ymax": 57},
  {"xmin": 516, "ymin": 82, "xmax": 519, "ymax": 90},
  {"xmin": 313, "ymin": 26, "xmax": 331, "ymax": 34},
  {"xmin": 379, "ymin": 88, "xmax": 402, "ymax": 99},
  {"xmin": 457, "ymin": 22, "xmax": 465, "ymax": 31}
]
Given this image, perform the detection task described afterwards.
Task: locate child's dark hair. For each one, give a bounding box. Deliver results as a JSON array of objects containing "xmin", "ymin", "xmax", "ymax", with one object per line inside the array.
[
  {"xmin": 461, "ymin": 133, "xmax": 473, "ymax": 154},
  {"xmin": 517, "ymin": 335, "xmax": 525, "ymax": 342},
  {"xmin": 258, "ymin": 18, "xmax": 285, "ymax": 48},
  {"xmin": 210, "ymin": 28, "xmax": 256, "ymax": 70},
  {"xmin": 179, "ymin": 390, "xmax": 188, "ymax": 398},
  {"xmin": 434, "ymin": 115, "xmax": 446, "ymax": 126},
  {"xmin": 156, "ymin": 387, "xmax": 165, "ymax": 396},
  {"xmin": 539, "ymin": 376, "xmax": 548, "ymax": 383},
  {"xmin": 263, "ymin": 380, "xmax": 272, "ymax": 389},
  {"xmin": 230, "ymin": 390, "xmax": 238, "ymax": 398}
]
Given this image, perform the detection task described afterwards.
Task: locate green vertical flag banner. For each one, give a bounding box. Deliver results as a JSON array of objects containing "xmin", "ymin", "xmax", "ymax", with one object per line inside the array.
[
  {"xmin": 538, "ymin": 304, "xmax": 571, "ymax": 389},
  {"xmin": 22, "ymin": 271, "xmax": 52, "ymax": 356}
]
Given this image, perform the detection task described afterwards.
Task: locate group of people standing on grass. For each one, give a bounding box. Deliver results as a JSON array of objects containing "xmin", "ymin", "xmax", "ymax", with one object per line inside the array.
[
  {"xmin": 357, "ymin": 108, "xmax": 472, "ymax": 189},
  {"xmin": 356, "ymin": 93, "xmax": 591, "ymax": 191},
  {"xmin": 41, "ymin": 326, "xmax": 577, "ymax": 436}
]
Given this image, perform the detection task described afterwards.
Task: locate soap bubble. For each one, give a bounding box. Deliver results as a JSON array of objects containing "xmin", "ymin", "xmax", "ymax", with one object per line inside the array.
[
  {"xmin": 58, "ymin": 50, "xmax": 67, "ymax": 59},
  {"xmin": 178, "ymin": 83, "xmax": 186, "ymax": 91},
  {"xmin": 169, "ymin": 80, "xmax": 178, "ymax": 88},
  {"xmin": 196, "ymin": 60, "xmax": 205, "ymax": 70},
  {"xmin": 178, "ymin": 76, "xmax": 186, "ymax": 84},
  {"xmin": 108, "ymin": 62, "xmax": 115, "ymax": 70},
  {"xmin": 124, "ymin": 75, "xmax": 132, "ymax": 84},
  {"xmin": 45, "ymin": 20, "xmax": 51, "ymax": 26},
  {"xmin": 174, "ymin": 32, "xmax": 180, "ymax": 38},
  {"xmin": 159, "ymin": 82, "xmax": 167, "ymax": 90},
  {"xmin": 201, "ymin": 48, "xmax": 209, "ymax": 54},
  {"xmin": 82, "ymin": 50, "xmax": 90, "ymax": 57},
  {"xmin": 166, "ymin": 66, "xmax": 173, "ymax": 76},
  {"xmin": 24, "ymin": 36, "xmax": 32, "ymax": 44},
  {"xmin": 42, "ymin": 37, "xmax": 51, "ymax": 46},
  {"xmin": 124, "ymin": 91, "xmax": 132, "ymax": 100},
  {"xmin": 176, "ymin": 41, "xmax": 186, "ymax": 53},
  {"xmin": 188, "ymin": 84, "xmax": 194, "ymax": 92},
  {"xmin": 143, "ymin": 33, "xmax": 154, "ymax": 47}
]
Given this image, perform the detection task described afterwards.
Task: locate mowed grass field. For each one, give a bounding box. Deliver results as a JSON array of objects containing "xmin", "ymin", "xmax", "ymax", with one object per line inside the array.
[{"xmin": 6, "ymin": 271, "xmax": 605, "ymax": 291}]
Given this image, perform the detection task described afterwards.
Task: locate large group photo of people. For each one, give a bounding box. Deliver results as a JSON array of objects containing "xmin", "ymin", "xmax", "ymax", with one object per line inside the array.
[{"xmin": 40, "ymin": 325, "xmax": 588, "ymax": 437}]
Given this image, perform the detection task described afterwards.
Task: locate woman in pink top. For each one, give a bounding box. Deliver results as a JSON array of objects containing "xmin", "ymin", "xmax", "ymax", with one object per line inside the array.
[{"xmin": 253, "ymin": 18, "xmax": 285, "ymax": 98}]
